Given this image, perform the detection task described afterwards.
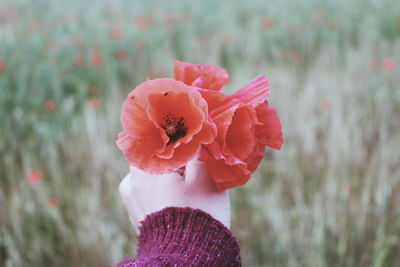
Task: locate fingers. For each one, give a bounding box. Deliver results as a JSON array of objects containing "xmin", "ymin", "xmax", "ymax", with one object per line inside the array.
[
  {"xmin": 184, "ymin": 156, "xmax": 206, "ymax": 185},
  {"xmin": 119, "ymin": 173, "xmax": 144, "ymax": 233},
  {"xmin": 184, "ymin": 156, "xmax": 221, "ymax": 194}
]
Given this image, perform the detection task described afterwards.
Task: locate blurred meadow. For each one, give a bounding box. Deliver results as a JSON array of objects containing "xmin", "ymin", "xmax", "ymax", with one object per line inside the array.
[{"xmin": 1, "ymin": 0, "xmax": 400, "ymax": 266}]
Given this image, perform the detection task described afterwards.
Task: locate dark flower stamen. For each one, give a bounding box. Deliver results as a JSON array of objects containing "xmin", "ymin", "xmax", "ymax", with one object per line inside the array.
[{"xmin": 162, "ymin": 113, "xmax": 188, "ymax": 145}]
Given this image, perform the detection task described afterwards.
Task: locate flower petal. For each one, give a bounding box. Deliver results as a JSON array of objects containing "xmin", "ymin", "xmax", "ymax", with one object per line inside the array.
[
  {"xmin": 117, "ymin": 78, "xmax": 216, "ymax": 174},
  {"xmin": 225, "ymin": 106, "xmax": 256, "ymax": 160},
  {"xmin": 255, "ymin": 102, "xmax": 284, "ymax": 150},
  {"xmin": 231, "ymin": 75, "xmax": 270, "ymax": 106},
  {"xmin": 200, "ymin": 147, "xmax": 251, "ymax": 190},
  {"xmin": 173, "ymin": 60, "xmax": 229, "ymax": 91}
]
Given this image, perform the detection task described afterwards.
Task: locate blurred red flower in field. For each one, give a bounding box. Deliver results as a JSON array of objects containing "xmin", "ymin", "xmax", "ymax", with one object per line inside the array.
[
  {"xmin": 88, "ymin": 98, "xmax": 100, "ymax": 109},
  {"xmin": 198, "ymin": 76, "xmax": 283, "ymax": 190},
  {"xmin": 283, "ymin": 50, "xmax": 302, "ymax": 64},
  {"xmin": 321, "ymin": 99, "xmax": 332, "ymax": 111},
  {"xmin": 28, "ymin": 18, "xmax": 39, "ymax": 32},
  {"xmin": 173, "ymin": 60, "xmax": 229, "ymax": 91},
  {"xmin": 370, "ymin": 57, "xmax": 379, "ymax": 69},
  {"xmin": 260, "ymin": 17, "xmax": 275, "ymax": 30},
  {"xmin": 0, "ymin": 6, "xmax": 14, "ymax": 18},
  {"xmin": 116, "ymin": 49, "xmax": 128, "ymax": 62},
  {"xmin": 117, "ymin": 78, "xmax": 216, "ymax": 174},
  {"xmin": 110, "ymin": 27, "xmax": 123, "ymax": 39},
  {"xmin": 133, "ymin": 13, "xmax": 154, "ymax": 31},
  {"xmin": 222, "ymin": 34, "xmax": 234, "ymax": 45},
  {"xmin": 91, "ymin": 50, "xmax": 103, "ymax": 66},
  {"xmin": 44, "ymin": 99, "xmax": 55, "ymax": 111},
  {"xmin": 73, "ymin": 55, "xmax": 85, "ymax": 67},
  {"xmin": 296, "ymin": 24, "xmax": 307, "ymax": 34},
  {"xmin": 0, "ymin": 58, "xmax": 6, "ymax": 72},
  {"xmin": 329, "ymin": 20, "xmax": 338, "ymax": 29},
  {"xmin": 164, "ymin": 12, "xmax": 177, "ymax": 32},
  {"xmin": 382, "ymin": 58, "xmax": 395, "ymax": 72},
  {"xmin": 26, "ymin": 169, "xmax": 43, "ymax": 185},
  {"xmin": 48, "ymin": 198, "xmax": 58, "ymax": 208},
  {"xmin": 312, "ymin": 16, "xmax": 324, "ymax": 27}
]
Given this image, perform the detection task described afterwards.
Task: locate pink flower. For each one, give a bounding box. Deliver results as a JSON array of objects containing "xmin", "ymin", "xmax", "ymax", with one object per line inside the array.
[
  {"xmin": 117, "ymin": 78, "xmax": 216, "ymax": 174},
  {"xmin": 26, "ymin": 169, "xmax": 43, "ymax": 185},
  {"xmin": 260, "ymin": 17, "xmax": 275, "ymax": 30},
  {"xmin": 173, "ymin": 61, "xmax": 229, "ymax": 91},
  {"xmin": 110, "ymin": 27, "xmax": 123, "ymax": 39},
  {"xmin": 199, "ymin": 76, "xmax": 283, "ymax": 190},
  {"xmin": 44, "ymin": 99, "xmax": 55, "ymax": 112},
  {"xmin": 382, "ymin": 58, "xmax": 395, "ymax": 72},
  {"xmin": 0, "ymin": 58, "xmax": 6, "ymax": 72},
  {"xmin": 48, "ymin": 198, "xmax": 58, "ymax": 208},
  {"xmin": 116, "ymin": 50, "xmax": 128, "ymax": 62},
  {"xmin": 88, "ymin": 98, "xmax": 100, "ymax": 109},
  {"xmin": 91, "ymin": 50, "xmax": 103, "ymax": 67},
  {"xmin": 73, "ymin": 55, "xmax": 85, "ymax": 67}
]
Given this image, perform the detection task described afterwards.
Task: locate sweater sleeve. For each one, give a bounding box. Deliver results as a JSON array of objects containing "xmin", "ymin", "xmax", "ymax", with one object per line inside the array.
[{"xmin": 115, "ymin": 207, "xmax": 241, "ymax": 266}]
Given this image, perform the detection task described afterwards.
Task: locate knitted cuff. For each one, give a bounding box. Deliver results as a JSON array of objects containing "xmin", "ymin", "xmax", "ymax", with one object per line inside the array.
[{"xmin": 137, "ymin": 207, "xmax": 241, "ymax": 266}]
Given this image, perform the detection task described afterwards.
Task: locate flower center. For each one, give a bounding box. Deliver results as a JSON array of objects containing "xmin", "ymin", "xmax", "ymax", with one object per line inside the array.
[{"xmin": 162, "ymin": 113, "xmax": 188, "ymax": 145}]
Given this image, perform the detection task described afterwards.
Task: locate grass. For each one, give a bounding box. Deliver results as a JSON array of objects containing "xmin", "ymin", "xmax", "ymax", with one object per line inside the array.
[{"xmin": 1, "ymin": 0, "xmax": 400, "ymax": 266}]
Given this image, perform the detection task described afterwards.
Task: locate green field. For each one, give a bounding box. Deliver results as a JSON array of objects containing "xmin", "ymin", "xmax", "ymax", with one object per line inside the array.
[{"xmin": 1, "ymin": 0, "xmax": 400, "ymax": 266}]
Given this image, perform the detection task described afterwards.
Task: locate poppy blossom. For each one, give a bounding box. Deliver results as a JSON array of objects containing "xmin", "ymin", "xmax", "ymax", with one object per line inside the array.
[
  {"xmin": 116, "ymin": 50, "xmax": 128, "ymax": 62},
  {"xmin": 26, "ymin": 169, "xmax": 43, "ymax": 185},
  {"xmin": 173, "ymin": 61, "xmax": 229, "ymax": 91},
  {"xmin": 198, "ymin": 75, "xmax": 283, "ymax": 190},
  {"xmin": 88, "ymin": 98, "xmax": 100, "ymax": 109},
  {"xmin": 0, "ymin": 58, "xmax": 5, "ymax": 72},
  {"xmin": 44, "ymin": 99, "xmax": 55, "ymax": 111},
  {"xmin": 260, "ymin": 17, "xmax": 275, "ymax": 30},
  {"xmin": 91, "ymin": 50, "xmax": 103, "ymax": 66},
  {"xmin": 110, "ymin": 27, "xmax": 123, "ymax": 39},
  {"xmin": 48, "ymin": 198, "xmax": 58, "ymax": 208},
  {"xmin": 117, "ymin": 78, "xmax": 216, "ymax": 174},
  {"xmin": 73, "ymin": 55, "xmax": 85, "ymax": 67},
  {"xmin": 382, "ymin": 58, "xmax": 395, "ymax": 72}
]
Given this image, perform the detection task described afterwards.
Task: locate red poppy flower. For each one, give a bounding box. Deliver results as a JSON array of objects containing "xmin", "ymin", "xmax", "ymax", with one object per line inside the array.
[
  {"xmin": 73, "ymin": 55, "xmax": 85, "ymax": 67},
  {"xmin": 48, "ymin": 198, "xmax": 58, "ymax": 208},
  {"xmin": 88, "ymin": 98, "xmax": 100, "ymax": 109},
  {"xmin": 383, "ymin": 58, "xmax": 395, "ymax": 72},
  {"xmin": 110, "ymin": 27, "xmax": 123, "ymax": 39},
  {"xmin": 91, "ymin": 50, "xmax": 103, "ymax": 66},
  {"xmin": 44, "ymin": 99, "xmax": 55, "ymax": 111},
  {"xmin": 198, "ymin": 75, "xmax": 283, "ymax": 190},
  {"xmin": 173, "ymin": 61, "xmax": 229, "ymax": 91},
  {"xmin": 117, "ymin": 78, "xmax": 216, "ymax": 174},
  {"xmin": 26, "ymin": 169, "xmax": 43, "ymax": 185},
  {"xmin": 0, "ymin": 58, "xmax": 5, "ymax": 72},
  {"xmin": 116, "ymin": 50, "xmax": 128, "ymax": 62}
]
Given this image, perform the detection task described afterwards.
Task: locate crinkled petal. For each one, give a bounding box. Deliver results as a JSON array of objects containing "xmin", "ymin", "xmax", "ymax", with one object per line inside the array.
[
  {"xmin": 200, "ymin": 147, "xmax": 251, "ymax": 190},
  {"xmin": 117, "ymin": 78, "xmax": 216, "ymax": 173},
  {"xmin": 255, "ymin": 102, "xmax": 284, "ymax": 150},
  {"xmin": 173, "ymin": 60, "xmax": 229, "ymax": 91},
  {"xmin": 231, "ymin": 75, "xmax": 270, "ymax": 106}
]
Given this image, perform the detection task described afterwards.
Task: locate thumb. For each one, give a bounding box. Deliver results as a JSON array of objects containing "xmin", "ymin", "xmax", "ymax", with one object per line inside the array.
[
  {"xmin": 185, "ymin": 154, "xmax": 221, "ymax": 193},
  {"xmin": 184, "ymin": 154, "xmax": 206, "ymax": 185}
]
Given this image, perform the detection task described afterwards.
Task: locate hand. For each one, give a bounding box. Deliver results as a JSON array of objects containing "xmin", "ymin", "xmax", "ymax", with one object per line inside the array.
[{"xmin": 119, "ymin": 157, "xmax": 231, "ymax": 233}]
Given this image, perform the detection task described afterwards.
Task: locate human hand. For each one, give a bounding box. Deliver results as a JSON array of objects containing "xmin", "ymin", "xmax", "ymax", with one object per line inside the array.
[{"xmin": 119, "ymin": 157, "xmax": 231, "ymax": 233}]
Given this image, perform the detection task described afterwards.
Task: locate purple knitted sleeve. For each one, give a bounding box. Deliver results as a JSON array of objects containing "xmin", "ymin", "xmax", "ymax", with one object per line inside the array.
[{"xmin": 115, "ymin": 207, "xmax": 241, "ymax": 266}]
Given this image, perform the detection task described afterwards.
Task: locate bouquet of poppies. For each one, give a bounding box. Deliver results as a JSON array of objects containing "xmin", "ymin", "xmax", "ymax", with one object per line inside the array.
[{"xmin": 116, "ymin": 61, "xmax": 283, "ymax": 190}]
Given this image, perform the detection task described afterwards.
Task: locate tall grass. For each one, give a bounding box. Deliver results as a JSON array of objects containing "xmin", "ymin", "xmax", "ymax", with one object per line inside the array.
[{"xmin": 1, "ymin": 0, "xmax": 399, "ymax": 266}]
